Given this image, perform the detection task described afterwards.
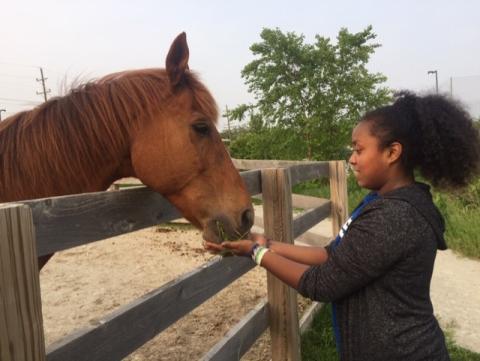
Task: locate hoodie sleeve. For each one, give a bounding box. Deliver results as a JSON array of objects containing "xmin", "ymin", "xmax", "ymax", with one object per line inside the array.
[{"xmin": 298, "ymin": 199, "xmax": 414, "ymax": 302}]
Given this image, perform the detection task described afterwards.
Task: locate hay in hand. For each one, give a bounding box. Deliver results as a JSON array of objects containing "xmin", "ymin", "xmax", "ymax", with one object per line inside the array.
[{"xmin": 215, "ymin": 220, "xmax": 250, "ymax": 257}]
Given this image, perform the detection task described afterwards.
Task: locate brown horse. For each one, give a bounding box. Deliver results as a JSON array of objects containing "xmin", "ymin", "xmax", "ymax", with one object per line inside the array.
[{"xmin": 0, "ymin": 33, "xmax": 253, "ymax": 269}]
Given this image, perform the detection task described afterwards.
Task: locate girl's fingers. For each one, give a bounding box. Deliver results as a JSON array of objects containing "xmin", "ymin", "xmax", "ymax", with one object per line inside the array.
[
  {"xmin": 203, "ymin": 241, "xmax": 224, "ymax": 252},
  {"xmin": 221, "ymin": 241, "xmax": 234, "ymax": 249}
]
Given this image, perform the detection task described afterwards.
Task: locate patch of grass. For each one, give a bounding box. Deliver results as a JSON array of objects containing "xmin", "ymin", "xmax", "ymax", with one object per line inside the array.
[
  {"xmin": 433, "ymin": 190, "xmax": 480, "ymax": 259},
  {"xmin": 301, "ymin": 304, "xmax": 338, "ymax": 361},
  {"xmin": 252, "ymin": 197, "xmax": 263, "ymax": 205},
  {"xmin": 447, "ymin": 334, "xmax": 480, "ymax": 361},
  {"xmin": 118, "ymin": 184, "xmax": 144, "ymax": 189},
  {"xmin": 156, "ymin": 222, "xmax": 196, "ymax": 231},
  {"xmin": 301, "ymin": 305, "xmax": 480, "ymax": 361},
  {"xmin": 293, "ymin": 179, "xmax": 331, "ymax": 199},
  {"xmin": 215, "ymin": 220, "xmax": 250, "ymax": 257}
]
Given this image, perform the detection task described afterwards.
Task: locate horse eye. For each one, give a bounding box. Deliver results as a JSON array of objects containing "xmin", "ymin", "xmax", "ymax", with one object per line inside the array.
[{"xmin": 192, "ymin": 122, "xmax": 210, "ymax": 136}]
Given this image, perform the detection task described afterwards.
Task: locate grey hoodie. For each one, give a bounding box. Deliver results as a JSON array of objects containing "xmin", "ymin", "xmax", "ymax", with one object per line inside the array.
[{"xmin": 298, "ymin": 182, "xmax": 450, "ymax": 361}]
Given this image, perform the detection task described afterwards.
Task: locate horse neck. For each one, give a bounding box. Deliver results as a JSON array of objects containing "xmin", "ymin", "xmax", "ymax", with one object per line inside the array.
[{"xmin": 0, "ymin": 109, "xmax": 136, "ymax": 203}]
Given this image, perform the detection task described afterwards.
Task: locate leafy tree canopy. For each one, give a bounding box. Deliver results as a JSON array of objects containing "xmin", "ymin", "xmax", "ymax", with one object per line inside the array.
[{"xmin": 228, "ymin": 26, "xmax": 391, "ymax": 160}]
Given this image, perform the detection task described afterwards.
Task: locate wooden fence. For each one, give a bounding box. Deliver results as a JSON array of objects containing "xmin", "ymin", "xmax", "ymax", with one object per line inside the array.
[{"xmin": 0, "ymin": 159, "xmax": 347, "ymax": 361}]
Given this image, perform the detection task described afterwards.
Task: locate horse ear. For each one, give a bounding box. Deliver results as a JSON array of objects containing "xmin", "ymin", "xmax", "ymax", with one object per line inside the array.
[{"xmin": 166, "ymin": 32, "xmax": 190, "ymax": 87}]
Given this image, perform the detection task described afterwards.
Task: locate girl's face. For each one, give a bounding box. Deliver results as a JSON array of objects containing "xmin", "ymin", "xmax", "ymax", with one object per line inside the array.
[{"xmin": 349, "ymin": 120, "xmax": 391, "ymax": 191}]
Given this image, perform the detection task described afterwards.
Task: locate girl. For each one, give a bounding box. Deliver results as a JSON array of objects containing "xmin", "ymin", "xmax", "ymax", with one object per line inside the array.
[{"xmin": 205, "ymin": 91, "xmax": 480, "ymax": 361}]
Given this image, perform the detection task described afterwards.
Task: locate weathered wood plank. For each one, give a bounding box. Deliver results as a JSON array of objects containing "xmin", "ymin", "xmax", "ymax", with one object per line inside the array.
[
  {"xmin": 292, "ymin": 201, "xmax": 331, "ymax": 239},
  {"xmin": 23, "ymin": 187, "xmax": 182, "ymax": 256},
  {"xmin": 109, "ymin": 170, "xmax": 262, "ymax": 195},
  {"xmin": 261, "ymin": 168, "xmax": 301, "ymax": 361},
  {"xmin": 233, "ymin": 158, "xmax": 328, "ymax": 172},
  {"xmin": 46, "ymin": 256, "xmax": 254, "ymax": 361},
  {"xmin": 291, "ymin": 194, "xmax": 330, "ymax": 210},
  {"xmin": 200, "ymin": 300, "xmax": 269, "ymax": 361},
  {"xmin": 252, "ymin": 213, "xmax": 331, "ymax": 248},
  {"xmin": 295, "ymin": 231, "xmax": 331, "ymax": 248},
  {"xmin": 0, "ymin": 204, "xmax": 46, "ymax": 361},
  {"xmin": 288, "ymin": 162, "xmax": 330, "ymax": 186},
  {"xmin": 254, "ymin": 194, "xmax": 330, "ymax": 210},
  {"xmin": 328, "ymin": 161, "xmax": 348, "ymax": 237},
  {"xmin": 240, "ymin": 169, "xmax": 262, "ymax": 195},
  {"xmin": 14, "ymin": 170, "xmax": 261, "ymax": 257}
]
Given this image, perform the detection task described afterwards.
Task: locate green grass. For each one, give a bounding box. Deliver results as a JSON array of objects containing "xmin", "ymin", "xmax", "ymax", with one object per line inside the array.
[
  {"xmin": 301, "ymin": 305, "xmax": 480, "ymax": 361},
  {"xmin": 156, "ymin": 222, "xmax": 196, "ymax": 231},
  {"xmin": 432, "ymin": 180, "xmax": 480, "ymax": 259},
  {"xmin": 301, "ymin": 304, "xmax": 338, "ymax": 361}
]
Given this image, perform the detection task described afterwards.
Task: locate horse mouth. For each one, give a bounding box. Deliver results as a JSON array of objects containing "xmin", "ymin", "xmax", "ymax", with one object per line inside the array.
[{"xmin": 202, "ymin": 218, "xmax": 251, "ymax": 245}]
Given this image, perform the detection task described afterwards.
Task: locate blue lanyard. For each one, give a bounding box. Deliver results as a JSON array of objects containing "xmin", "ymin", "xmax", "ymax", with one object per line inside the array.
[{"xmin": 331, "ymin": 192, "xmax": 379, "ymax": 355}]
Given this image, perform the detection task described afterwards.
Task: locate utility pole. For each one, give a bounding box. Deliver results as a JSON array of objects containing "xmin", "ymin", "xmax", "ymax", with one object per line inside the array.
[
  {"xmin": 450, "ymin": 77, "xmax": 453, "ymax": 96},
  {"xmin": 0, "ymin": 108, "xmax": 6, "ymax": 121},
  {"xmin": 36, "ymin": 67, "xmax": 51, "ymax": 102},
  {"xmin": 427, "ymin": 70, "xmax": 438, "ymax": 94},
  {"xmin": 225, "ymin": 105, "xmax": 231, "ymax": 140}
]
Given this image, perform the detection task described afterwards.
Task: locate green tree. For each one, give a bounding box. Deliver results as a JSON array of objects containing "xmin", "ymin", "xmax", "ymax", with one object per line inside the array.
[{"xmin": 229, "ymin": 26, "xmax": 391, "ymax": 160}]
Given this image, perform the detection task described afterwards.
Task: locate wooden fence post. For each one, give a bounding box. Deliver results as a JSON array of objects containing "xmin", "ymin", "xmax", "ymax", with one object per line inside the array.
[
  {"xmin": 0, "ymin": 204, "xmax": 45, "ymax": 361},
  {"xmin": 261, "ymin": 168, "xmax": 301, "ymax": 361},
  {"xmin": 329, "ymin": 161, "xmax": 348, "ymax": 236}
]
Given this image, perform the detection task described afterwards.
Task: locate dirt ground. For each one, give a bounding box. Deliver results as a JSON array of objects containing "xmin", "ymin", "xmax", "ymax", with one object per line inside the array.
[
  {"xmin": 431, "ymin": 249, "xmax": 480, "ymax": 353},
  {"xmin": 40, "ymin": 217, "xmax": 480, "ymax": 360},
  {"xmin": 40, "ymin": 223, "xmax": 310, "ymax": 360}
]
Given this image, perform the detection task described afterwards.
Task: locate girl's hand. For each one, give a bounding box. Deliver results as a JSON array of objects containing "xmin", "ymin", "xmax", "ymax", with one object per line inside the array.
[
  {"xmin": 203, "ymin": 240, "xmax": 225, "ymax": 254},
  {"xmin": 203, "ymin": 233, "xmax": 269, "ymax": 257},
  {"xmin": 221, "ymin": 239, "xmax": 256, "ymax": 256},
  {"xmin": 221, "ymin": 233, "xmax": 269, "ymax": 256}
]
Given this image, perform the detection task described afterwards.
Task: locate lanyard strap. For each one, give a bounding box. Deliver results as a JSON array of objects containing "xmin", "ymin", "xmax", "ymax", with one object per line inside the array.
[{"xmin": 331, "ymin": 192, "xmax": 379, "ymax": 355}]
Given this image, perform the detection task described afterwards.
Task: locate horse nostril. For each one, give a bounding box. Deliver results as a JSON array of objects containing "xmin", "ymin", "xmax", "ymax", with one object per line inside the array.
[{"xmin": 241, "ymin": 208, "xmax": 254, "ymax": 231}]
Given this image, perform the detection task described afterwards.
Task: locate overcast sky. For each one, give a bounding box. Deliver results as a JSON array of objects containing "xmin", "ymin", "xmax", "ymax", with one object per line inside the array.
[{"xmin": 1, "ymin": 0, "xmax": 479, "ymax": 127}]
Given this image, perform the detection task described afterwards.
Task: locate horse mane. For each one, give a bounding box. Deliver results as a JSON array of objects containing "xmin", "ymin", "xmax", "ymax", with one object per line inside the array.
[{"xmin": 0, "ymin": 68, "xmax": 218, "ymax": 200}]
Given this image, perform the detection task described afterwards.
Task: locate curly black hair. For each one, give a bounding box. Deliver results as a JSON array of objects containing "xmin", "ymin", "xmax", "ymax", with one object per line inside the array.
[{"xmin": 361, "ymin": 91, "xmax": 480, "ymax": 189}]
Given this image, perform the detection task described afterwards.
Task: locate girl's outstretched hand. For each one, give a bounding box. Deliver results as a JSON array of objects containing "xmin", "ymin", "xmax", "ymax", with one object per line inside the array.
[
  {"xmin": 203, "ymin": 233, "xmax": 269, "ymax": 257},
  {"xmin": 221, "ymin": 239, "xmax": 256, "ymax": 256}
]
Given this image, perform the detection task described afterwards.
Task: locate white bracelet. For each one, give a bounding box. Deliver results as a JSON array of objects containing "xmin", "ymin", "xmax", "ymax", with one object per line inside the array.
[{"xmin": 254, "ymin": 247, "xmax": 269, "ymax": 265}]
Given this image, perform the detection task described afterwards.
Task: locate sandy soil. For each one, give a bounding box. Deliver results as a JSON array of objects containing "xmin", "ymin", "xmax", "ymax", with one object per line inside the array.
[
  {"xmin": 431, "ymin": 249, "xmax": 480, "ymax": 353},
  {"xmin": 40, "ymin": 216, "xmax": 480, "ymax": 360},
  {"xmin": 40, "ymin": 223, "xmax": 309, "ymax": 360}
]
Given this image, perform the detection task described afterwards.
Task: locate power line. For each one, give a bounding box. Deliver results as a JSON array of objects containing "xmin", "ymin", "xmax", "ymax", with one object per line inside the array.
[
  {"xmin": 0, "ymin": 73, "xmax": 38, "ymax": 80},
  {"xmin": 0, "ymin": 96, "xmax": 41, "ymax": 104},
  {"xmin": 0, "ymin": 61, "xmax": 40, "ymax": 69}
]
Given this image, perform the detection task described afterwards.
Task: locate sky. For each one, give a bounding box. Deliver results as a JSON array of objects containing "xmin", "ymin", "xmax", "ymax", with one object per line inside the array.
[{"xmin": 1, "ymin": 0, "xmax": 479, "ymax": 128}]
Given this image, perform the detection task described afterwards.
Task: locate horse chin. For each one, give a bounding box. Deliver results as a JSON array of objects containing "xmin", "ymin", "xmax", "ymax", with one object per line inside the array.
[{"xmin": 202, "ymin": 226, "xmax": 222, "ymax": 245}]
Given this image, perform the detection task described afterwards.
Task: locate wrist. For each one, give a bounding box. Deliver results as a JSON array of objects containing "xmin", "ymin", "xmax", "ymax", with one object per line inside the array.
[
  {"xmin": 249, "ymin": 243, "xmax": 260, "ymax": 258},
  {"xmin": 251, "ymin": 245, "xmax": 270, "ymax": 265}
]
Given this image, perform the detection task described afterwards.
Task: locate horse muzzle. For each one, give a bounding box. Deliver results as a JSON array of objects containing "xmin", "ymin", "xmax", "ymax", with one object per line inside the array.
[{"xmin": 202, "ymin": 207, "xmax": 254, "ymax": 244}]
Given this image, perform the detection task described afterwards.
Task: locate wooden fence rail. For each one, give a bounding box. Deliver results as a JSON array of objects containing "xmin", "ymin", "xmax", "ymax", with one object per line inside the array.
[{"xmin": 0, "ymin": 160, "xmax": 348, "ymax": 361}]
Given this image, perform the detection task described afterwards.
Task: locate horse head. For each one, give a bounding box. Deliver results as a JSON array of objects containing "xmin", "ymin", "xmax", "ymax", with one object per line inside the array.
[{"xmin": 130, "ymin": 33, "xmax": 254, "ymax": 244}]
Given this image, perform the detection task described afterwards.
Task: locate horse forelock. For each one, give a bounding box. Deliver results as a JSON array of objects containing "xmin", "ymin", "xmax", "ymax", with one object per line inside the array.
[
  {"xmin": 184, "ymin": 72, "xmax": 219, "ymax": 124},
  {"xmin": 0, "ymin": 67, "xmax": 218, "ymax": 201}
]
